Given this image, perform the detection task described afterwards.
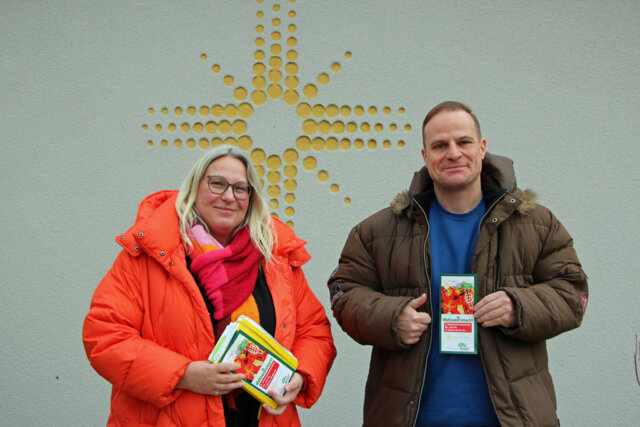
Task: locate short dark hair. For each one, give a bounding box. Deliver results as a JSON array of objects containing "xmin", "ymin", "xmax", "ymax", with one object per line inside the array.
[{"xmin": 422, "ymin": 101, "xmax": 481, "ymax": 143}]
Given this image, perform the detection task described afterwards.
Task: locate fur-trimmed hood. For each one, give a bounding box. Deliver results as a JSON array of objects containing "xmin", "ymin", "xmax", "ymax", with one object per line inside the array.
[{"xmin": 390, "ymin": 152, "xmax": 536, "ymax": 216}]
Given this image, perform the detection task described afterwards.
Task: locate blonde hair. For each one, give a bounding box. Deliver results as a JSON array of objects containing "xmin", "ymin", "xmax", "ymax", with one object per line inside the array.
[{"xmin": 176, "ymin": 145, "xmax": 274, "ymax": 263}]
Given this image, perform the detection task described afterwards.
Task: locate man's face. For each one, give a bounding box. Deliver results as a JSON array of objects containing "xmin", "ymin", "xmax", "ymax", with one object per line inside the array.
[{"xmin": 422, "ymin": 109, "xmax": 486, "ymax": 193}]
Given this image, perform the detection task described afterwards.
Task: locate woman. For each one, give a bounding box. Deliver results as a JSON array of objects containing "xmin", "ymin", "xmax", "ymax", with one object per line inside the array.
[{"xmin": 83, "ymin": 145, "xmax": 336, "ymax": 426}]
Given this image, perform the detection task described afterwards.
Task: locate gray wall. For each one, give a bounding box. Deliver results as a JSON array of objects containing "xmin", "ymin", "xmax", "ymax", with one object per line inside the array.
[{"xmin": 2, "ymin": 0, "xmax": 639, "ymax": 425}]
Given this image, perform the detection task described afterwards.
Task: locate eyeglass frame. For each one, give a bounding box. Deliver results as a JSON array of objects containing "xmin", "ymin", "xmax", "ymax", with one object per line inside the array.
[{"xmin": 204, "ymin": 175, "xmax": 253, "ymax": 200}]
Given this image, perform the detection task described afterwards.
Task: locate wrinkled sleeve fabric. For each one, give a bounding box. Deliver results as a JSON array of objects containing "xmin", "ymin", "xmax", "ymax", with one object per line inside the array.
[
  {"xmin": 500, "ymin": 210, "xmax": 588, "ymax": 342},
  {"xmin": 329, "ymin": 221, "xmax": 413, "ymax": 351},
  {"xmin": 82, "ymin": 251, "xmax": 191, "ymax": 407}
]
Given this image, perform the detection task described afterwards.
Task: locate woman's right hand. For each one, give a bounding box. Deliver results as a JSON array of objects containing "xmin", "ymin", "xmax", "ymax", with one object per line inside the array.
[{"xmin": 176, "ymin": 361, "xmax": 244, "ymax": 396}]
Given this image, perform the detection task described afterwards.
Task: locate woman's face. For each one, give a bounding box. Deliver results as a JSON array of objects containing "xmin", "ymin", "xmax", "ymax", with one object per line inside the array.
[{"xmin": 195, "ymin": 156, "xmax": 250, "ymax": 246}]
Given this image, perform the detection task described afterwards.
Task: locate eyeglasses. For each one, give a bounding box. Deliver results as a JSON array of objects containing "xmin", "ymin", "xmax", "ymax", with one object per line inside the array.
[{"xmin": 205, "ymin": 175, "xmax": 252, "ymax": 200}]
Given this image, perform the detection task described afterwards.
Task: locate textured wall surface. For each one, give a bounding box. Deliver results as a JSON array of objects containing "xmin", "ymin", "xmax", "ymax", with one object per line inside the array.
[{"xmin": 2, "ymin": 0, "xmax": 639, "ymax": 425}]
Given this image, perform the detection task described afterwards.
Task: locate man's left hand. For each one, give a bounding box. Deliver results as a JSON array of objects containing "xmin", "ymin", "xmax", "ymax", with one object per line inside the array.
[{"xmin": 474, "ymin": 290, "xmax": 516, "ymax": 328}]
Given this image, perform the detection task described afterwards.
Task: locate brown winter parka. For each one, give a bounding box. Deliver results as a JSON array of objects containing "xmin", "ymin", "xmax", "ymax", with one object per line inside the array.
[{"xmin": 329, "ymin": 153, "xmax": 588, "ymax": 427}]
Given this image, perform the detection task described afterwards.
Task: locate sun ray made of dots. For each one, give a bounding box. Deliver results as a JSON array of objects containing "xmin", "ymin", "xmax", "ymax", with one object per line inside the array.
[{"xmin": 142, "ymin": 0, "xmax": 413, "ymax": 228}]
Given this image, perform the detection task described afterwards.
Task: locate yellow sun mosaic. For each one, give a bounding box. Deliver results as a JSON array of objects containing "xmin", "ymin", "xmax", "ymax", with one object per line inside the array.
[{"xmin": 142, "ymin": 0, "xmax": 412, "ymax": 227}]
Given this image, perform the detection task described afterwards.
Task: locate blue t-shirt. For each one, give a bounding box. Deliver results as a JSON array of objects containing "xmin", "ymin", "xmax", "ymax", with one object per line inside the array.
[{"xmin": 416, "ymin": 198, "xmax": 500, "ymax": 427}]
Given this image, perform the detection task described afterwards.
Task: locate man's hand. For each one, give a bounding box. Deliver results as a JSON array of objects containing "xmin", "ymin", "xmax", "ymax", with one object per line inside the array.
[
  {"xmin": 474, "ymin": 290, "xmax": 516, "ymax": 328},
  {"xmin": 262, "ymin": 372, "xmax": 304, "ymax": 416},
  {"xmin": 397, "ymin": 293, "xmax": 432, "ymax": 345}
]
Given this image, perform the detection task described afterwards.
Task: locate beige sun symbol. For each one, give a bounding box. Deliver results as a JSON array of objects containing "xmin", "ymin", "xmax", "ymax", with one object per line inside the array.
[{"xmin": 142, "ymin": 0, "xmax": 413, "ymax": 227}]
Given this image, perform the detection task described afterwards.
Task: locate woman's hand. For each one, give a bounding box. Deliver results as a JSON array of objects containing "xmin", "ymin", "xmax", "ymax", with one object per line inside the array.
[
  {"xmin": 176, "ymin": 361, "xmax": 244, "ymax": 396},
  {"xmin": 262, "ymin": 372, "xmax": 304, "ymax": 416}
]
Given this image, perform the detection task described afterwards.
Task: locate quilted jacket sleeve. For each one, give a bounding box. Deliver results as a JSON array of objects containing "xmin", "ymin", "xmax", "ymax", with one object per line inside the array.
[
  {"xmin": 329, "ymin": 219, "xmax": 415, "ymax": 351},
  {"xmin": 82, "ymin": 250, "xmax": 191, "ymax": 407},
  {"xmin": 499, "ymin": 209, "xmax": 588, "ymax": 342},
  {"xmin": 289, "ymin": 265, "xmax": 337, "ymax": 409}
]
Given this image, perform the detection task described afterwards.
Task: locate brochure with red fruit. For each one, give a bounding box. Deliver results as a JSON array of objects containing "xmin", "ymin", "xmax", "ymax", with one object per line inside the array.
[
  {"xmin": 439, "ymin": 274, "xmax": 478, "ymax": 354},
  {"xmin": 208, "ymin": 315, "xmax": 298, "ymax": 408}
]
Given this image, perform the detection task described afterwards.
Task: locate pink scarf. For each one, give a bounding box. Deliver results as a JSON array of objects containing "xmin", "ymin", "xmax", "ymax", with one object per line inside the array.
[{"xmin": 187, "ymin": 225, "xmax": 260, "ymax": 320}]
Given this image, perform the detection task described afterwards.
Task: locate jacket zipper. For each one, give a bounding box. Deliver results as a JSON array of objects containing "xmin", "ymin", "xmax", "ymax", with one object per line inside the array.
[{"xmin": 410, "ymin": 195, "xmax": 431, "ymax": 427}]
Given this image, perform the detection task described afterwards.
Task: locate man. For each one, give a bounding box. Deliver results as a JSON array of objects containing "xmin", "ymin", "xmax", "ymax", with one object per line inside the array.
[{"xmin": 328, "ymin": 101, "xmax": 588, "ymax": 426}]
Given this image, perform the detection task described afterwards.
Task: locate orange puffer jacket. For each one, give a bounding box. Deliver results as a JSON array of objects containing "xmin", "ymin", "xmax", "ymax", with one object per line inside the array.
[{"xmin": 83, "ymin": 190, "xmax": 336, "ymax": 426}]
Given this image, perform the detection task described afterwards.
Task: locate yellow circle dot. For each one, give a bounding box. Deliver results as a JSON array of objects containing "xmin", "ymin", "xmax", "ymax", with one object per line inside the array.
[
  {"xmin": 223, "ymin": 75, "xmax": 234, "ymax": 86},
  {"xmin": 383, "ymin": 107, "xmax": 391, "ymax": 115},
  {"xmin": 205, "ymin": 121, "xmax": 217, "ymax": 134},
  {"xmin": 285, "ymin": 62, "xmax": 298, "ymax": 75},
  {"xmin": 254, "ymin": 50, "xmax": 265, "ymax": 61},
  {"xmin": 296, "ymin": 103, "xmax": 311, "ymax": 118},
  {"xmin": 148, "ymin": 107, "xmax": 154, "ymax": 114},
  {"xmin": 303, "ymin": 84, "xmax": 318, "ymax": 98},
  {"xmin": 270, "ymin": 44, "xmax": 282, "ymax": 55},
  {"xmin": 317, "ymin": 170, "xmax": 329, "ymax": 182},
  {"xmin": 255, "ymin": 165, "xmax": 265, "ymax": 178},
  {"xmin": 283, "ymin": 90, "xmax": 299, "ymax": 105},
  {"xmin": 268, "ymin": 69, "xmax": 282, "ymax": 83},
  {"xmin": 331, "ymin": 62, "xmax": 341, "ymax": 72},
  {"xmin": 398, "ymin": 140, "xmax": 406, "ymax": 148},
  {"xmin": 272, "ymin": 18, "xmax": 281, "ymax": 26},
  {"xmin": 267, "ymin": 155, "xmax": 282, "ymax": 170},
  {"xmin": 217, "ymin": 121, "xmax": 230, "ymax": 134},
  {"xmin": 286, "ymin": 220, "xmax": 293, "ymax": 227},
  {"xmin": 174, "ymin": 139, "xmax": 182, "ymax": 148},
  {"xmin": 186, "ymin": 138, "xmax": 196, "ymax": 148},
  {"xmin": 269, "ymin": 199, "xmax": 279, "ymax": 210},
  {"xmin": 211, "ymin": 105, "xmax": 224, "ymax": 117},
  {"xmin": 317, "ymin": 73, "xmax": 329, "ymax": 85},
  {"xmin": 200, "ymin": 106, "xmax": 210, "ymax": 116},
  {"xmin": 288, "ymin": 24, "xmax": 297, "ymax": 33},
  {"xmin": 404, "ymin": 124, "xmax": 412, "ymax": 131},
  {"xmin": 283, "ymin": 149, "xmax": 298, "ymax": 164},
  {"xmin": 302, "ymin": 119, "xmax": 317, "ymax": 135},
  {"xmin": 272, "ymin": 212, "xmax": 279, "ymax": 219},
  {"xmin": 224, "ymin": 138, "xmax": 236, "ymax": 147},
  {"xmin": 399, "ymin": 107, "xmax": 405, "ymax": 114},
  {"xmin": 272, "ymin": 31, "xmax": 281, "ymax": 41},
  {"xmin": 269, "ymin": 57, "xmax": 282, "ymax": 69},
  {"xmin": 161, "ymin": 107, "xmax": 168, "ymax": 114},
  {"xmin": 187, "ymin": 106, "xmax": 196, "ymax": 115},
  {"xmin": 331, "ymin": 121, "xmax": 345, "ymax": 134},
  {"xmin": 211, "ymin": 137, "xmax": 224, "ymax": 147},
  {"xmin": 383, "ymin": 140, "xmax": 391, "ymax": 148},
  {"xmin": 374, "ymin": 123, "xmax": 383, "ymax": 132},
  {"xmin": 284, "ymin": 75, "xmax": 298, "ymax": 89},
  {"xmin": 303, "ymin": 157, "xmax": 317, "ymax": 170},
  {"xmin": 273, "ymin": 4, "xmax": 280, "ymax": 12},
  {"xmin": 390, "ymin": 123, "xmax": 398, "ymax": 132},
  {"xmin": 238, "ymin": 103, "xmax": 254, "ymax": 118},
  {"xmin": 346, "ymin": 122, "xmax": 357, "ymax": 133},
  {"xmin": 330, "ymin": 184, "xmax": 339, "ymax": 193},
  {"xmin": 253, "ymin": 75, "xmax": 267, "ymax": 89},
  {"xmin": 340, "ymin": 106, "xmax": 351, "ymax": 116},
  {"xmin": 175, "ymin": 107, "xmax": 183, "ymax": 115},
  {"xmin": 326, "ymin": 137, "xmax": 338, "ymax": 151},
  {"xmin": 238, "ymin": 135, "xmax": 252, "ymax": 150},
  {"xmin": 251, "ymin": 90, "xmax": 267, "ymax": 105},
  {"xmin": 344, "ymin": 197, "xmax": 351, "ymax": 204},
  {"xmin": 193, "ymin": 123, "xmax": 203, "ymax": 133},
  {"xmin": 255, "ymin": 37, "xmax": 265, "ymax": 47},
  {"xmin": 267, "ymin": 84, "xmax": 283, "ymax": 99},
  {"xmin": 318, "ymin": 121, "xmax": 331, "ymax": 135},
  {"xmin": 284, "ymin": 165, "xmax": 297, "ymax": 178},
  {"xmin": 256, "ymin": 25, "xmax": 264, "ymax": 33},
  {"xmin": 181, "ymin": 123, "xmax": 190, "ymax": 132},
  {"xmin": 253, "ymin": 63, "xmax": 266, "ymax": 75},
  {"xmin": 368, "ymin": 139, "xmax": 377, "ymax": 149},
  {"xmin": 288, "ymin": 10, "xmax": 296, "ymax": 18},
  {"xmin": 354, "ymin": 139, "xmax": 364, "ymax": 149},
  {"xmin": 286, "ymin": 50, "xmax": 298, "ymax": 61},
  {"xmin": 257, "ymin": 11, "xmax": 264, "ymax": 19},
  {"xmin": 267, "ymin": 170, "xmax": 281, "ymax": 184},
  {"xmin": 284, "ymin": 179, "xmax": 297, "ymax": 191},
  {"xmin": 360, "ymin": 123, "xmax": 370, "ymax": 132},
  {"xmin": 312, "ymin": 137, "xmax": 326, "ymax": 151},
  {"xmin": 369, "ymin": 106, "xmax": 377, "ymax": 116},
  {"xmin": 354, "ymin": 106, "xmax": 364, "ymax": 116},
  {"xmin": 284, "ymin": 193, "xmax": 295, "ymax": 203},
  {"xmin": 326, "ymin": 104, "xmax": 339, "ymax": 117},
  {"xmin": 212, "ymin": 65, "xmax": 221, "ymax": 73},
  {"xmin": 232, "ymin": 120, "xmax": 247, "ymax": 135},
  {"xmin": 147, "ymin": 140, "xmax": 153, "ymax": 147},
  {"xmin": 345, "ymin": 51, "xmax": 352, "ymax": 58},
  {"xmin": 224, "ymin": 104, "xmax": 238, "ymax": 118},
  {"xmin": 296, "ymin": 136, "xmax": 311, "ymax": 151},
  {"xmin": 200, "ymin": 53, "xmax": 207, "ymax": 60},
  {"xmin": 251, "ymin": 149, "xmax": 266, "ymax": 164},
  {"xmin": 161, "ymin": 139, "xmax": 168, "ymax": 147},
  {"xmin": 312, "ymin": 104, "xmax": 325, "ymax": 118},
  {"xmin": 268, "ymin": 185, "xmax": 281, "ymax": 198},
  {"xmin": 233, "ymin": 87, "xmax": 247, "ymax": 101},
  {"xmin": 142, "ymin": 124, "xmax": 148, "ymax": 131},
  {"xmin": 285, "ymin": 207, "xmax": 295, "ymax": 217},
  {"xmin": 199, "ymin": 138, "xmax": 210, "ymax": 149},
  {"xmin": 287, "ymin": 37, "xmax": 297, "ymax": 47}
]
